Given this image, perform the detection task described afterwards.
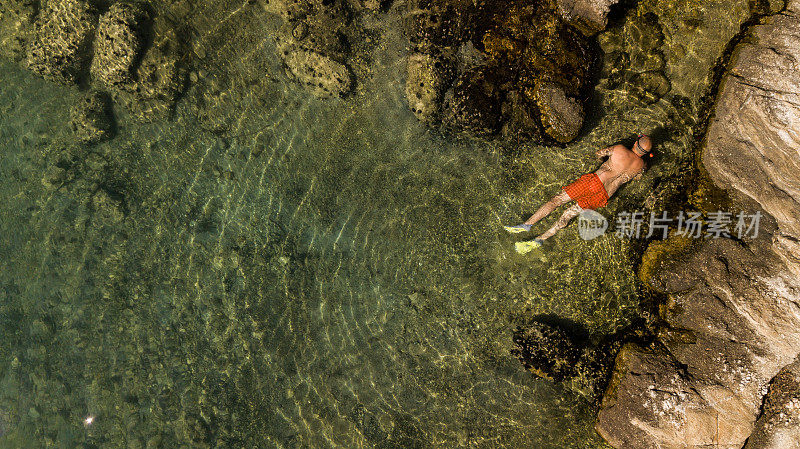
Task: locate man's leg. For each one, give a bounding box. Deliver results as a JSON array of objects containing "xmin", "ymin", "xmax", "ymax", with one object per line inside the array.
[
  {"xmin": 536, "ymin": 204, "xmax": 582, "ymax": 240},
  {"xmin": 524, "ymin": 191, "xmax": 571, "ymax": 226}
]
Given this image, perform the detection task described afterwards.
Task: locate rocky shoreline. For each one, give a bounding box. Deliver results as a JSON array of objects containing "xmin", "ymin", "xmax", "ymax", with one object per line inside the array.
[{"xmin": 596, "ymin": 1, "xmax": 800, "ymax": 447}]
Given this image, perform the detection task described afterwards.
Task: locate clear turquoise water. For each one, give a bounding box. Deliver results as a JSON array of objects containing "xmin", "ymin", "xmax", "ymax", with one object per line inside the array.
[{"xmin": 0, "ymin": 0, "xmax": 750, "ymax": 447}]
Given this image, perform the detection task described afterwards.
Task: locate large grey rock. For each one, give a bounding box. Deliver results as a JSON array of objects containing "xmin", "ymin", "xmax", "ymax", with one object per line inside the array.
[
  {"xmin": 91, "ymin": 2, "xmax": 151, "ymax": 88},
  {"xmin": 556, "ymin": 0, "xmax": 620, "ymax": 36},
  {"xmin": 598, "ymin": 237, "xmax": 800, "ymax": 448},
  {"xmin": 597, "ymin": 5, "xmax": 800, "ymax": 447},
  {"xmin": 745, "ymin": 356, "xmax": 800, "ymax": 449},
  {"xmin": 25, "ymin": 0, "xmax": 98, "ymax": 85},
  {"xmin": 702, "ymin": 4, "xmax": 800, "ymax": 265}
]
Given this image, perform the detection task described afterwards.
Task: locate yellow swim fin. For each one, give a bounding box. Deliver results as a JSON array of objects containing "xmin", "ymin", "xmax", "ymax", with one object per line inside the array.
[
  {"xmin": 515, "ymin": 239, "xmax": 543, "ymax": 254},
  {"xmin": 504, "ymin": 224, "xmax": 532, "ymax": 234}
]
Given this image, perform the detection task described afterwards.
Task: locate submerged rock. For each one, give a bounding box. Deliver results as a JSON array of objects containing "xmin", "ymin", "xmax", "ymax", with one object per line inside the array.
[
  {"xmin": 25, "ymin": 0, "xmax": 98, "ymax": 85},
  {"xmin": 111, "ymin": 17, "xmax": 186, "ymax": 121},
  {"xmin": 598, "ymin": 12, "xmax": 670, "ymax": 105},
  {"xmin": 70, "ymin": 90, "xmax": 115, "ymax": 145},
  {"xmin": 282, "ymin": 47, "xmax": 353, "ymax": 97},
  {"xmin": 402, "ymin": 0, "xmax": 597, "ymax": 143},
  {"xmin": 512, "ymin": 322, "xmax": 582, "ymax": 381},
  {"xmin": 442, "ymin": 65, "xmax": 503, "ymax": 136},
  {"xmin": 403, "ymin": 0, "xmax": 476, "ymax": 53},
  {"xmin": 556, "ymin": 0, "xmax": 621, "ymax": 36},
  {"xmin": 91, "ymin": 2, "xmax": 151, "ymax": 88},
  {"xmin": 265, "ymin": 0, "xmax": 360, "ymax": 96},
  {"xmin": 533, "ymin": 81, "xmax": 585, "ymax": 143},
  {"xmin": 405, "ymin": 52, "xmax": 450, "ymax": 122}
]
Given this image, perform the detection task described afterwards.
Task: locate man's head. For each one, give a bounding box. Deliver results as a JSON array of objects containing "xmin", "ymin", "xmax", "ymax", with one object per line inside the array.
[{"xmin": 633, "ymin": 134, "xmax": 652, "ymax": 157}]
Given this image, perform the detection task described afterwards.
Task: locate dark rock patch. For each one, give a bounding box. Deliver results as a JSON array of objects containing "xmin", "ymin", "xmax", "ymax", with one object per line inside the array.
[{"xmin": 402, "ymin": 0, "xmax": 602, "ymax": 144}]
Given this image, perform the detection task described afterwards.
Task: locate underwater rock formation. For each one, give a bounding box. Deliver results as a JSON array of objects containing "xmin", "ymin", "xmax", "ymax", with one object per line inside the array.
[
  {"xmin": 512, "ymin": 320, "xmax": 631, "ymax": 398},
  {"xmin": 282, "ymin": 48, "xmax": 353, "ymax": 97},
  {"xmin": 265, "ymin": 0, "xmax": 361, "ymax": 97},
  {"xmin": 596, "ymin": 3, "xmax": 800, "ymax": 447},
  {"xmin": 405, "ymin": 52, "xmax": 450, "ymax": 122},
  {"xmin": 91, "ymin": 2, "xmax": 151, "ymax": 89},
  {"xmin": 70, "ymin": 90, "xmax": 115, "ymax": 145},
  {"xmin": 533, "ymin": 81, "xmax": 584, "ymax": 143},
  {"xmin": 25, "ymin": 0, "xmax": 98, "ymax": 85},
  {"xmin": 109, "ymin": 16, "xmax": 186, "ymax": 120},
  {"xmin": 402, "ymin": 0, "xmax": 599, "ymax": 144},
  {"xmin": 555, "ymin": 0, "xmax": 620, "ymax": 36},
  {"xmin": 442, "ymin": 65, "xmax": 504, "ymax": 137},
  {"xmin": 599, "ymin": 12, "xmax": 671, "ymax": 105},
  {"xmin": 9, "ymin": 0, "xmax": 184, "ymax": 122},
  {"xmin": 512, "ymin": 322, "xmax": 582, "ymax": 382}
]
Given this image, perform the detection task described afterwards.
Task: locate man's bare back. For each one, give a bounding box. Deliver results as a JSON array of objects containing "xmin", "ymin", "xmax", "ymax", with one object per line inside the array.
[
  {"xmin": 505, "ymin": 135, "xmax": 653, "ymax": 252},
  {"xmin": 594, "ymin": 143, "xmax": 647, "ymax": 198}
]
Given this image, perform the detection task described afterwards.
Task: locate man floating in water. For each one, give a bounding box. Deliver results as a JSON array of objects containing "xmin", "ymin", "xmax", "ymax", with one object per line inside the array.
[{"xmin": 506, "ymin": 134, "xmax": 653, "ymax": 254}]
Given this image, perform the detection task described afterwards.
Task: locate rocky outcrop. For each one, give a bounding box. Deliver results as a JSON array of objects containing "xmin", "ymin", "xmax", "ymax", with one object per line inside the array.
[
  {"xmin": 596, "ymin": 3, "xmax": 800, "ymax": 447},
  {"xmin": 110, "ymin": 16, "xmax": 186, "ymax": 121},
  {"xmin": 702, "ymin": 3, "xmax": 800, "ymax": 273},
  {"xmin": 402, "ymin": 0, "xmax": 599, "ymax": 143},
  {"xmin": 598, "ymin": 237, "xmax": 800, "ymax": 448},
  {"xmin": 25, "ymin": 0, "xmax": 98, "ymax": 85},
  {"xmin": 265, "ymin": 0, "xmax": 362, "ymax": 98},
  {"xmin": 91, "ymin": 2, "xmax": 151, "ymax": 88},
  {"xmin": 745, "ymin": 356, "xmax": 800, "ymax": 449},
  {"xmin": 556, "ymin": 0, "xmax": 620, "ymax": 37},
  {"xmin": 70, "ymin": 91, "xmax": 115, "ymax": 145},
  {"xmin": 282, "ymin": 48, "xmax": 353, "ymax": 98}
]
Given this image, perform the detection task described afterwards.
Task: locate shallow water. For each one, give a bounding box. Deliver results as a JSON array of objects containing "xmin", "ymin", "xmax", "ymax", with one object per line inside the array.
[{"xmin": 0, "ymin": 1, "xmax": 750, "ymax": 447}]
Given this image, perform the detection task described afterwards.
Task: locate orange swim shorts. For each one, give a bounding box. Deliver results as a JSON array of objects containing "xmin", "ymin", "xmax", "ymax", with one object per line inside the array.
[{"xmin": 563, "ymin": 173, "xmax": 609, "ymax": 210}]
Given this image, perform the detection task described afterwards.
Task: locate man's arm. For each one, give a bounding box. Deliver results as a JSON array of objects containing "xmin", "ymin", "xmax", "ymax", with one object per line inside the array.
[
  {"xmin": 632, "ymin": 162, "xmax": 647, "ymax": 181},
  {"xmin": 595, "ymin": 146, "xmax": 615, "ymax": 159}
]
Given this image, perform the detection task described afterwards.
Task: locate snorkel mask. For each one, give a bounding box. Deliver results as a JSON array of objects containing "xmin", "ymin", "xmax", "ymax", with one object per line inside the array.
[{"xmin": 635, "ymin": 133, "xmax": 654, "ymax": 158}]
